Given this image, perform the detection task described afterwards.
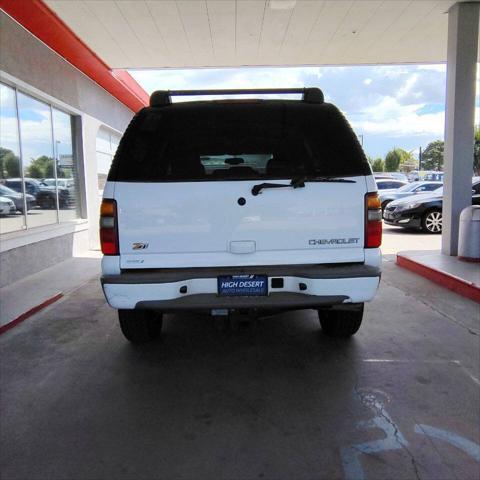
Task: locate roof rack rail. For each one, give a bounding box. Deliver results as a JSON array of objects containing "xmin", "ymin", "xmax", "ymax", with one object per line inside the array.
[{"xmin": 149, "ymin": 87, "xmax": 324, "ymax": 107}]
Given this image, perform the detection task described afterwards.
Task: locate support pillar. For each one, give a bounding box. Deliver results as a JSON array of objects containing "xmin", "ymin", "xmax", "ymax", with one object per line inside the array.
[{"xmin": 442, "ymin": 2, "xmax": 479, "ymax": 255}]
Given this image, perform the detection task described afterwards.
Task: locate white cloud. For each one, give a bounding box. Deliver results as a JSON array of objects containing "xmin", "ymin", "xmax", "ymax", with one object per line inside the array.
[
  {"xmin": 417, "ymin": 64, "xmax": 446, "ymax": 72},
  {"xmin": 351, "ymin": 95, "xmax": 444, "ymax": 137},
  {"xmin": 363, "ymin": 78, "xmax": 372, "ymax": 85}
]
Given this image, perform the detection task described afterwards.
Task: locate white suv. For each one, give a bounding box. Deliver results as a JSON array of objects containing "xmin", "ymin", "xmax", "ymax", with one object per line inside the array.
[{"xmin": 100, "ymin": 88, "xmax": 382, "ymax": 343}]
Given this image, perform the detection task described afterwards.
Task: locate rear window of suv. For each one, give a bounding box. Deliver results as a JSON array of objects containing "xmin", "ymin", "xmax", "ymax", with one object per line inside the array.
[{"xmin": 108, "ymin": 101, "xmax": 370, "ymax": 182}]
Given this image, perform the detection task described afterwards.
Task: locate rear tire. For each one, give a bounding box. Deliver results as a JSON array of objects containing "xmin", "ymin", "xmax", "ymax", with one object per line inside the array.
[
  {"xmin": 118, "ymin": 309, "xmax": 163, "ymax": 343},
  {"xmin": 39, "ymin": 196, "xmax": 55, "ymax": 209},
  {"xmin": 318, "ymin": 304, "xmax": 364, "ymax": 337}
]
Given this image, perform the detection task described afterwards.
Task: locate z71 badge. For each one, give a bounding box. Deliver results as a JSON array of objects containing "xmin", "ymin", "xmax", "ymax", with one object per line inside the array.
[{"xmin": 132, "ymin": 242, "xmax": 149, "ymax": 250}]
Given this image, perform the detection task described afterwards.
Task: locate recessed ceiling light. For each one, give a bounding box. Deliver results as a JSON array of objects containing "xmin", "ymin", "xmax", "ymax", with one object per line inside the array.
[{"xmin": 269, "ymin": 1, "xmax": 297, "ymax": 11}]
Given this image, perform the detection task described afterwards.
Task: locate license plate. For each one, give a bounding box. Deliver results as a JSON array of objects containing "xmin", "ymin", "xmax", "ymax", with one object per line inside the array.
[{"xmin": 217, "ymin": 275, "xmax": 268, "ymax": 297}]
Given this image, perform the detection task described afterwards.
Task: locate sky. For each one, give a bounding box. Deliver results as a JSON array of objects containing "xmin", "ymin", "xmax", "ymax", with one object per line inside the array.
[
  {"xmin": 0, "ymin": 84, "xmax": 73, "ymax": 165},
  {"xmin": 131, "ymin": 64, "xmax": 480, "ymax": 161}
]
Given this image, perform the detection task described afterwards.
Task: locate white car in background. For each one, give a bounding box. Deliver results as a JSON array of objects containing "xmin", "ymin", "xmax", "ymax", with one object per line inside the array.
[
  {"xmin": 0, "ymin": 196, "xmax": 16, "ymax": 215},
  {"xmin": 375, "ymin": 179, "xmax": 408, "ymax": 192}
]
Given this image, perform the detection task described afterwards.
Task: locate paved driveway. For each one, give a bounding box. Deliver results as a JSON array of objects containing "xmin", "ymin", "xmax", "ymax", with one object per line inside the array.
[{"xmin": 1, "ymin": 260, "xmax": 479, "ymax": 480}]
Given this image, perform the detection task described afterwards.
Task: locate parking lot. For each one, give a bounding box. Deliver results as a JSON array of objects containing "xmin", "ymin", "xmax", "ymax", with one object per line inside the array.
[{"xmin": 1, "ymin": 228, "xmax": 478, "ymax": 480}]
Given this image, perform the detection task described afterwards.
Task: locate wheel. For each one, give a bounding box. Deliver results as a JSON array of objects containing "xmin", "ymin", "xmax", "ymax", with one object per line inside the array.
[
  {"xmin": 422, "ymin": 209, "xmax": 442, "ymax": 234},
  {"xmin": 318, "ymin": 304, "xmax": 364, "ymax": 337},
  {"xmin": 40, "ymin": 196, "xmax": 55, "ymax": 209},
  {"xmin": 381, "ymin": 200, "xmax": 390, "ymax": 212},
  {"xmin": 118, "ymin": 309, "xmax": 163, "ymax": 343}
]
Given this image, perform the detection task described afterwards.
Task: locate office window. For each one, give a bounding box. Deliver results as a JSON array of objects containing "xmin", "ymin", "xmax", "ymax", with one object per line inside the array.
[
  {"xmin": 0, "ymin": 83, "xmax": 81, "ymax": 235},
  {"xmin": 52, "ymin": 108, "xmax": 80, "ymax": 223},
  {"xmin": 17, "ymin": 92, "xmax": 58, "ymax": 227},
  {"xmin": 96, "ymin": 127, "xmax": 121, "ymax": 195},
  {"xmin": 0, "ymin": 83, "xmax": 25, "ymax": 233}
]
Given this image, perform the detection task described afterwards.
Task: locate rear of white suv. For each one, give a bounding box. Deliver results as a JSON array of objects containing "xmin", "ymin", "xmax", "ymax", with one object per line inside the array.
[{"xmin": 101, "ymin": 88, "xmax": 381, "ymax": 343}]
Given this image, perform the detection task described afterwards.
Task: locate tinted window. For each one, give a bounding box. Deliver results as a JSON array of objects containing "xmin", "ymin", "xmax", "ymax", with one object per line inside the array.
[
  {"xmin": 109, "ymin": 102, "xmax": 369, "ymax": 182},
  {"xmin": 423, "ymin": 183, "xmax": 442, "ymax": 191},
  {"xmin": 6, "ymin": 180, "xmax": 21, "ymax": 190}
]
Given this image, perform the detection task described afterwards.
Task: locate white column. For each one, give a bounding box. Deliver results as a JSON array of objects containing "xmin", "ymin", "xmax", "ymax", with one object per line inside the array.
[{"xmin": 442, "ymin": 2, "xmax": 479, "ymax": 255}]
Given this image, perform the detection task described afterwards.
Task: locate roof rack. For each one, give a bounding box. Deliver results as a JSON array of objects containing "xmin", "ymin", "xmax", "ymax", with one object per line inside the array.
[{"xmin": 149, "ymin": 87, "xmax": 324, "ymax": 107}]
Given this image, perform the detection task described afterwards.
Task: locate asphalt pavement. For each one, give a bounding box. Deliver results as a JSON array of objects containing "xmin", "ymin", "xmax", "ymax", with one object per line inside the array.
[{"xmin": 1, "ymin": 252, "xmax": 478, "ymax": 480}]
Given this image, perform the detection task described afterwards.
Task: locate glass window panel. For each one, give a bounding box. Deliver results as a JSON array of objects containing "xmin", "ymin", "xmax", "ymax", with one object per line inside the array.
[
  {"xmin": 110, "ymin": 132, "xmax": 121, "ymax": 155},
  {"xmin": 0, "ymin": 83, "xmax": 26, "ymax": 233},
  {"xmin": 52, "ymin": 108, "xmax": 80, "ymax": 222},
  {"xmin": 97, "ymin": 151, "xmax": 113, "ymax": 196},
  {"xmin": 17, "ymin": 92, "xmax": 58, "ymax": 228},
  {"xmin": 96, "ymin": 127, "xmax": 111, "ymax": 154}
]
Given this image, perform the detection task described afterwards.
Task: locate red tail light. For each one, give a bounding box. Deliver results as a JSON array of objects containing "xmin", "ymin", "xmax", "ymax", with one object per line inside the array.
[
  {"xmin": 100, "ymin": 199, "xmax": 119, "ymax": 255},
  {"xmin": 365, "ymin": 192, "xmax": 382, "ymax": 248}
]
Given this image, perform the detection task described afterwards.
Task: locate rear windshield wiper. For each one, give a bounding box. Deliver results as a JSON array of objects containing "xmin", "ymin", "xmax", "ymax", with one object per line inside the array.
[
  {"xmin": 251, "ymin": 177, "xmax": 305, "ymax": 196},
  {"xmin": 251, "ymin": 176, "xmax": 355, "ymax": 196}
]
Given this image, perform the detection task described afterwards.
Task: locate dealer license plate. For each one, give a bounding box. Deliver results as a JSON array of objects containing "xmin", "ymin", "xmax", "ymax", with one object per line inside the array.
[{"xmin": 217, "ymin": 275, "xmax": 268, "ymax": 297}]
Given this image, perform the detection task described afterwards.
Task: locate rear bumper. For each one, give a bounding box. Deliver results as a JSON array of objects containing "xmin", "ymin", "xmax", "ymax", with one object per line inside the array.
[{"xmin": 101, "ymin": 263, "xmax": 381, "ymax": 311}]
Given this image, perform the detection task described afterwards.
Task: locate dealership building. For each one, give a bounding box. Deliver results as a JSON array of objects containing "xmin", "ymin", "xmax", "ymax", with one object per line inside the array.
[{"xmin": 0, "ymin": 4, "xmax": 146, "ymax": 286}]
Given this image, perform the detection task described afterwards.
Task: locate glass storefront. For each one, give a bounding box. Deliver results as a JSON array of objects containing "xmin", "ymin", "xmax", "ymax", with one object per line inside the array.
[
  {"xmin": 0, "ymin": 83, "xmax": 81, "ymax": 234},
  {"xmin": 96, "ymin": 127, "xmax": 121, "ymax": 196}
]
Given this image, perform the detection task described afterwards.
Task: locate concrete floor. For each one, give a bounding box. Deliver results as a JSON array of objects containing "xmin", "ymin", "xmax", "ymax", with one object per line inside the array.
[
  {"xmin": 381, "ymin": 224, "xmax": 442, "ymax": 255},
  {"xmin": 1, "ymin": 259, "xmax": 479, "ymax": 480}
]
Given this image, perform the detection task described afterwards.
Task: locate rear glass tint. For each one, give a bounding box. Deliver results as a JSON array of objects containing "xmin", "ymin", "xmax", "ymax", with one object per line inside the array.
[{"xmin": 108, "ymin": 101, "xmax": 370, "ymax": 182}]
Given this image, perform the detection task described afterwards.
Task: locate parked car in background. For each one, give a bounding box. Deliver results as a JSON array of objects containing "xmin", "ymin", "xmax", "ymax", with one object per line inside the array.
[
  {"xmin": 408, "ymin": 170, "xmax": 419, "ymax": 182},
  {"xmin": 383, "ymin": 178, "xmax": 480, "ymax": 233},
  {"xmin": 375, "ymin": 179, "xmax": 408, "ymax": 191},
  {"xmin": 374, "ymin": 172, "xmax": 408, "ymax": 182},
  {"xmin": 0, "ymin": 184, "xmax": 36, "ymax": 213},
  {"xmin": 4, "ymin": 178, "xmax": 71, "ymax": 209},
  {"xmin": 42, "ymin": 178, "xmax": 75, "ymax": 190},
  {"xmin": 0, "ymin": 196, "xmax": 16, "ymax": 215},
  {"xmin": 423, "ymin": 172, "xmax": 444, "ymax": 181},
  {"xmin": 379, "ymin": 181, "xmax": 443, "ymax": 211},
  {"xmin": 408, "ymin": 170, "xmax": 444, "ymax": 182}
]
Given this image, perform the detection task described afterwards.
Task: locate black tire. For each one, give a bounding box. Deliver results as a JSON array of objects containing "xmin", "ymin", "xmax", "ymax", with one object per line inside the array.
[
  {"xmin": 381, "ymin": 200, "xmax": 390, "ymax": 212},
  {"xmin": 39, "ymin": 196, "xmax": 55, "ymax": 209},
  {"xmin": 118, "ymin": 309, "xmax": 163, "ymax": 343},
  {"xmin": 318, "ymin": 303, "xmax": 364, "ymax": 337},
  {"xmin": 421, "ymin": 209, "xmax": 442, "ymax": 234}
]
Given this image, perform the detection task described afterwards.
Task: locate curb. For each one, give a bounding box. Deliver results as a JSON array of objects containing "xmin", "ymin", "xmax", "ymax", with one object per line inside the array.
[
  {"xmin": 396, "ymin": 255, "xmax": 480, "ymax": 304},
  {"xmin": 0, "ymin": 292, "xmax": 63, "ymax": 335}
]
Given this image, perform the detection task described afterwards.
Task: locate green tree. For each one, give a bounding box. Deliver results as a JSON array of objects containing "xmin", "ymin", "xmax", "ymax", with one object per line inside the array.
[
  {"xmin": 399, "ymin": 150, "xmax": 416, "ymax": 173},
  {"xmin": 0, "ymin": 147, "xmax": 21, "ymax": 178},
  {"xmin": 371, "ymin": 158, "xmax": 384, "ymax": 172},
  {"xmin": 422, "ymin": 140, "xmax": 444, "ymax": 171},
  {"xmin": 384, "ymin": 148, "xmax": 410, "ymax": 172},
  {"xmin": 26, "ymin": 155, "xmax": 54, "ymax": 178}
]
